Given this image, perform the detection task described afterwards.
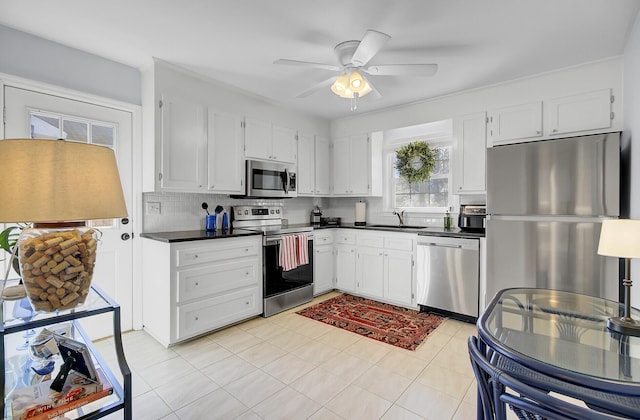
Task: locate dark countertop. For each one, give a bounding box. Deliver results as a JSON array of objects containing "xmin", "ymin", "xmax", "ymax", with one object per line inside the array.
[
  {"xmin": 141, "ymin": 223, "xmax": 484, "ymax": 243},
  {"xmin": 312, "ymin": 223, "xmax": 485, "ymax": 238},
  {"xmin": 140, "ymin": 228, "xmax": 262, "ymax": 243}
]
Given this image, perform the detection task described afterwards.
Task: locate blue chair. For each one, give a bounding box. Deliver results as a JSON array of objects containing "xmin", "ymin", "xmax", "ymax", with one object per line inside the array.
[{"xmin": 468, "ymin": 336, "xmax": 628, "ymax": 420}]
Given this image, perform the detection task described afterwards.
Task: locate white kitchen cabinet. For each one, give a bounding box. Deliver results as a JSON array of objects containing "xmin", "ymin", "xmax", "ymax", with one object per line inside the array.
[
  {"xmin": 142, "ymin": 235, "xmax": 262, "ymax": 347},
  {"xmin": 487, "ymin": 101, "xmax": 542, "ymax": 146},
  {"xmin": 315, "ymin": 136, "xmax": 331, "ymax": 195},
  {"xmin": 207, "ymin": 110, "xmax": 244, "ymax": 194},
  {"xmin": 546, "ymin": 88, "xmax": 612, "ymax": 136},
  {"xmin": 357, "ymin": 246, "xmax": 385, "ymax": 298},
  {"xmin": 335, "ymin": 230, "xmax": 357, "ymax": 292},
  {"xmin": 297, "ymin": 132, "xmax": 316, "ymax": 196},
  {"xmin": 313, "ymin": 230, "xmax": 334, "ymax": 295},
  {"xmin": 331, "ymin": 134, "xmax": 370, "ymax": 195},
  {"xmin": 158, "ymin": 95, "xmax": 207, "ymax": 191},
  {"xmin": 384, "ymin": 249, "xmax": 414, "ymax": 305},
  {"xmin": 452, "ymin": 112, "xmax": 487, "ymax": 194},
  {"xmin": 244, "ymin": 117, "xmax": 297, "ymax": 164}
]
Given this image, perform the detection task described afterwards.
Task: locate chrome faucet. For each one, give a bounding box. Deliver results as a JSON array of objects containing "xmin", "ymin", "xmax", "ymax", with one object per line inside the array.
[{"xmin": 393, "ymin": 210, "xmax": 405, "ymax": 226}]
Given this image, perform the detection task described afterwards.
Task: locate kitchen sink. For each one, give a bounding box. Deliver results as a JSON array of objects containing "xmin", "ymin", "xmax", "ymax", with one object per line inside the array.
[{"xmin": 370, "ymin": 224, "xmax": 428, "ymax": 230}]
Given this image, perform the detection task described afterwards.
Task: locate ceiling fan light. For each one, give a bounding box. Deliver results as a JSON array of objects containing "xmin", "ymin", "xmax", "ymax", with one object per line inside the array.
[
  {"xmin": 331, "ymin": 72, "xmax": 351, "ymax": 98},
  {"xmin": 349, "ymin": 70, "xmax": 365, "ymax": 90}
]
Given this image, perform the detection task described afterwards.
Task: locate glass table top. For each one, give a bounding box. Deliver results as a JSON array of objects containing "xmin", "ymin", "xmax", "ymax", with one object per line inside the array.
[{"xmin": 478, "ymin": 288, "xmax": 640, "ymax": 383}]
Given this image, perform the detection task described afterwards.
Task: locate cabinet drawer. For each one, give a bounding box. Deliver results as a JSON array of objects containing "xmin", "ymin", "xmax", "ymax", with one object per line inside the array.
[
  {"xmin": 384, "ymin": 236, "xmax": 414, "ymax": 252},
  {"xmin": 335, "ymin": 230, "xmax": 356, "ymax": 244},
  {"xmin": 176, "ymin": 286, "xmax": 261, "ymax": 341},
  {"xmin": 176, "ymin": 258, "xmax": 260, "ymax": 303},
  {"xmin": 175, "ymin": 238, "xmax": 260, "ymax": 267},
  {"xmin": 356, "ymin": 232, "xmax": 384, "ymax": 248},
  {"xmin": 314, "ymin": 230, "xmax": 334, "ymax": 245}
]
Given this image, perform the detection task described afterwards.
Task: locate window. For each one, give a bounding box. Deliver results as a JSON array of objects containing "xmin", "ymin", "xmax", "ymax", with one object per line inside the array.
[{"xmin": 384, "ymin": 135, "xmax": 455, "ymax": 213}]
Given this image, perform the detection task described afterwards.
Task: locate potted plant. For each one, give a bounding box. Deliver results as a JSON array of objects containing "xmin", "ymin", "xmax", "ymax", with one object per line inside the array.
[{"xmin": 0, "ymin": 224, "xmax": 24, "ymax": 277}]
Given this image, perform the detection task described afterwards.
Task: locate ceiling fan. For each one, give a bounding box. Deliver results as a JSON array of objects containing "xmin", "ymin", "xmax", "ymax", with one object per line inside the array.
[{"xmin": 274, "ymin": 29, "xmax": 438, "ymax": 110}]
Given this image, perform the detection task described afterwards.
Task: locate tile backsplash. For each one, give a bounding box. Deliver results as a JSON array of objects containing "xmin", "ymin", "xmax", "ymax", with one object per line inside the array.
[{"xmin": 142, "ymin": 192, "xmax": 324, "ymax": 232}]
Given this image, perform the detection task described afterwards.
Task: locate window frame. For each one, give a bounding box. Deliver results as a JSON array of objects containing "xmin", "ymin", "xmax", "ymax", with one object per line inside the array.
[{"xmin": 383, "ymin": 134, "xmax": 457, "ymax": 214}]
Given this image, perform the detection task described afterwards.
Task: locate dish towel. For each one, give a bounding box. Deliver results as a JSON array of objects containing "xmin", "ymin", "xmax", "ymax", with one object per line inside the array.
[
  {"xmin": 279, "ymin": 233, "xmax": 310, "ymax": 271},
  {"xmin": 279, "ymin": 235, "xmax": 299, "ymax": 271}
]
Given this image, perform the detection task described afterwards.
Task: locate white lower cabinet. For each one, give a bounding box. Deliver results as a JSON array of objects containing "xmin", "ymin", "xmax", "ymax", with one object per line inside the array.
[
  {"xmin": 334, "ymin": 229, "xmax": 416, "ymax": 308},
  {"xmin": 313, "ymin": 230, "xmax": 334, "ymax": 295},
  {"xmin": 142, "ymin": 235, "xmax": 262, "ymax": 347}
]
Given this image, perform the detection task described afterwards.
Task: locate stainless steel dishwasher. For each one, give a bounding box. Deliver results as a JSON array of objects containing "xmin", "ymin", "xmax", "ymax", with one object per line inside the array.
[{"xmin": 416, "ymin": 235, "xmax": 480, "ymax": 321}]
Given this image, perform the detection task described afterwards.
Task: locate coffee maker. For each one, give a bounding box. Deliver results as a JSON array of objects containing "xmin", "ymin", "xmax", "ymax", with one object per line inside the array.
[{"xmin": 458, "ymin": 205, "xmax": 486, "ymax": 233}]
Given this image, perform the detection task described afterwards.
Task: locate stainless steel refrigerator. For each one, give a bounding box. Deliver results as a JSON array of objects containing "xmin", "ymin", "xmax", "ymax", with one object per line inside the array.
[{"xmin": 486, "ymin": 132, "xmax": 620, "ymax": 307}]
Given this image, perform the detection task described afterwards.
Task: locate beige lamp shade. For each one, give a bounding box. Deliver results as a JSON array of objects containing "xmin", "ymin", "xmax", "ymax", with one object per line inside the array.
[
  {"xmin": 598, "ymin": 219, "xmax": 640, "ymax": 259},
  {"xmin": 0, "ymin": 139, "xmax": 128, "ymax": 223}
]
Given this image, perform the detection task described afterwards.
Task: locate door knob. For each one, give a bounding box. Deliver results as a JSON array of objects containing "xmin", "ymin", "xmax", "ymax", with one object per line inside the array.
[
  {"xmin": 121, "ymin": 218, "xmax": 129, "ymax": 225},
  {"xmin": 121, "ymin": 233, "xmax": 131, "ymax": 241}
]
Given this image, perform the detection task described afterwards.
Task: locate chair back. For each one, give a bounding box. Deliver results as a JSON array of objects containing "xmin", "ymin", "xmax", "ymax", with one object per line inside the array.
[{"xmin": 468, "ymin": 336, "xmax": 626, "ymax": 420}]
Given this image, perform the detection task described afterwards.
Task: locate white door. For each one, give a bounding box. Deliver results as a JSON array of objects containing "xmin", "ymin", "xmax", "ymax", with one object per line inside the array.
[{"xmin": 4, "ymin": 86, "xmax": 134, "ymax": 339}]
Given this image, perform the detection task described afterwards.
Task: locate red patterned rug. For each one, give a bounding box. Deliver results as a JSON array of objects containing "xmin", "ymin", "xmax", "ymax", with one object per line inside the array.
[{"xmin": 296, "ymin": 294, "xmax": 445, "ymax": 351}]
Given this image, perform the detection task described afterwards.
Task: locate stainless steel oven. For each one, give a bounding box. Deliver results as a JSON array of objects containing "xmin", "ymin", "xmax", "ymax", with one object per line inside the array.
[
  {"xmin": 241, "ymin": 160, "xmax": 297, "ymax": 198},
  {"xmin": 232, "ymin": 205, "xmax": 313, "ymax": 317}
]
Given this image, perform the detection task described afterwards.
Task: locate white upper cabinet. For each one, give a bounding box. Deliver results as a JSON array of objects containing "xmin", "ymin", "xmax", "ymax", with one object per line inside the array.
[
  {"xmin": 297, "ymin": 132, "xmax": 315, "ymax": 196},
  {"xmin": 546, "ymin": 88, "xmax": 613, "ymax": 136},
  {"xmin": 331, "ymin": 134, "xmax": 371, "ymax": 196},
  {"xmin": 207, "ymin": 110, "xmax": 244, "ymax": 194},
  {"xmin": 487, "ymin": 101, "xmax": 542, "ymax": 146},
  {"xmin": 245, "ymin": 117, "xmax": 297, "ymax": 164},
  {"xmin": 315, "ymin": 136, "xmax": 331, "ymax": 195},
  {"xmin": 452, "ymin": 112, "xmax": 487, "ymax": 194},
  {"xmin": 159, "ymin": 95, "xmax": 207, "ymax": 192}
]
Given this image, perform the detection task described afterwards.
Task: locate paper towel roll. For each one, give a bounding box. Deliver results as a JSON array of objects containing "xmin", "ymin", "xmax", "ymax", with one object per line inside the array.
[{"xmin": 355, "ymin": 201, "xmax": 366, "ymax": 226}]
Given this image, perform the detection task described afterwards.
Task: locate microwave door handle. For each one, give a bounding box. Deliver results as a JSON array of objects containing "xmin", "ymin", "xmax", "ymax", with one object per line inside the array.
[{"xmin": 282, "ymin": 169, "xmax": 289, "ymax": 194}]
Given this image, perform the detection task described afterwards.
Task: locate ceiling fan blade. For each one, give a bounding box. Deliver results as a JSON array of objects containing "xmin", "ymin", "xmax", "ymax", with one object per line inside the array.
[
  {"xmin": 363, "ymin": 64, "xmax": 438, "ymax": 77},
  {"xmin": 296, "ymin": 76, "xmax": 338, "ymax": 98},
  {"xmin": 350, "ymin": 30, "xmax": 391, "ymax": 67},
  {"xmin": 274, "ymin": 59, "xmax": 340, "ymax": 72},
  {"xmin": 364, "ymin": 78, "xmax": 382, "ymax": 100}
]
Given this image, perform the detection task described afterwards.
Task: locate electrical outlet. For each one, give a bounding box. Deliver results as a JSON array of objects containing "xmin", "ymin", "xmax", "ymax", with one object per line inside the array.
[{"xmin": 146, "ymin": 202, "xmax": 161, "ymax": 215}]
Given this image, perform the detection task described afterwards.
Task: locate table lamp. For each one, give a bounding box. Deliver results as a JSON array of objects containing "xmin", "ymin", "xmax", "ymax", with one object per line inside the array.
[
  {"xmin": 0, "ymin": 139, "xmax": 127, "ymax": 311},
  {"xmin": 598, "ymin": 219, "xmax": 640, "ymax": 336}
]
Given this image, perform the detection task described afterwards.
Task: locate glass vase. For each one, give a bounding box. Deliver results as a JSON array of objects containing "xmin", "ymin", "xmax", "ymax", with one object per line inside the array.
[{"xmin": 17, "ymin": 224, "xmax": 98, "ymax": 312}]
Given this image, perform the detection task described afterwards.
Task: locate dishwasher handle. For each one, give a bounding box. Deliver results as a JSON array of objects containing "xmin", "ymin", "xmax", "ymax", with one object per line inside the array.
[
  {"xmin": 417, "ymin": 236, "xmax": 479, "ymax": 251},
  {"xmin": 421, "ymin": 242, "xmax": 462, "ymax": 249}
]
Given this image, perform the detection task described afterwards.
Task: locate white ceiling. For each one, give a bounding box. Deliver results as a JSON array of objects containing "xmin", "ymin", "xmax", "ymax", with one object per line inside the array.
[{"xmin": 1, "ymin": 0, "xmax": 639, "ymax": 121}]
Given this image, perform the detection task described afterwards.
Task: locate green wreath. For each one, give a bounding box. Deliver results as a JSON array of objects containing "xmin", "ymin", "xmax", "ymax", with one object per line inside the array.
[{"xmin": 395, "ymin": 141, "xmax": 436, "ymax": 183}]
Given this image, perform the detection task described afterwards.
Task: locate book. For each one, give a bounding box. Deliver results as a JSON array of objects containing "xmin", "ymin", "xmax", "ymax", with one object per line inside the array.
[{"xmin": 11, "ymin": 367, "xmax": 113, "ymax": 420}]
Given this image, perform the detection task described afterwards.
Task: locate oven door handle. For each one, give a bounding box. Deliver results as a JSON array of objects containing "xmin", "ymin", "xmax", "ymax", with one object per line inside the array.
[{"xmin": 265, "ymin": 234, "xmax": 314, "ymax": 244}]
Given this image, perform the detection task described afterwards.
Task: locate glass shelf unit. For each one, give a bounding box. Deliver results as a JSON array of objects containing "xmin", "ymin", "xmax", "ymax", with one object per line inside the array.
[{"xmin": 2, "ymin": 283, "xmax": 131, "ymax": 419}]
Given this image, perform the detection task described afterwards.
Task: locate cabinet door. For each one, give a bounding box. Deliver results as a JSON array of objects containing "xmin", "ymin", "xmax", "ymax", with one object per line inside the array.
[
  {"xmin": 244, "ymin": 117, "xmax": 271, "ymax": 160},
  {"xmin": 160, "ymin": 96, "xmax": 207, "ymax": 191},
  {"xmin": 488, "ymin": 102, "xmax": 542, "ymax": 145},
  {"xmin": 384, "ymin": 250, "xmax": 413, "ymax": 305},
  {"xmin": 452, "ymin": 112, "xmax": 487, "ymax": 194},
  {"xmin": 546, "ymin": 89, "xmax": 612, "ymax": 136},
  {"xmin": 349, "ymin": 134, "xmax": 370, "ymax": 195},
  {"xmin": 315, "ymin": 136, "xmax": 331, "ymax": 195},
  {"xmin": 357, "ymin": 247, "xmax": 384, "ymax": 298},
  {"xmin": 314, "ymin": 245, "xmax": 334, "ymax": 295},
  {"xmin": 272, "ymin": 124, "xmax": 297, "ymax": 163},
  {"xmin": 332, "ymin": 137, "xmax": 351, "ymax": 195},
  {"xmin": 335, "ymin": 244, "xmax": 356, "ymax": 292},
  {"xmin": 297, "ymin": 132, "xmax": 315, "ymax": 195},
  {"xmin": 207, "ymin": 110, "xmax": 244, "ymax": 193}
]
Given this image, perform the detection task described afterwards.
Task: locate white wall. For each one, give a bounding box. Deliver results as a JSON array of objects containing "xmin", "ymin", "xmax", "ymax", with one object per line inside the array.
[
  {"xmin": 0, "ymin": 25, "xmax": 140, "ymax": 105},
  {"xmin": 623, "ymin": 12, "xmax": 640, "ymax": 306},
  {"xmin": 331, "ymin": 57, "xmax": 624, "ymax": 138}
]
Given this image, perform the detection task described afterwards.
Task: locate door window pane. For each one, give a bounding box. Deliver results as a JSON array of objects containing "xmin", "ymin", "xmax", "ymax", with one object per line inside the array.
[
  {"xmin": 92, "ymin": 124, "xmax": 114, "ymax": 147},
  {"xmin": 30, "ymin": 114, "xmax": 60, "ymax": 139},
  {"xmin": 63, "ymin": 119, "xmax": 88, "ymax": 143}
]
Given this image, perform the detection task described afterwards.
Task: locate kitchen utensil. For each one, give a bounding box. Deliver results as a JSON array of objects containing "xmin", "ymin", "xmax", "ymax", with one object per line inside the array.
[
  {"xmin": 201, "ymin": 202, "xmax": 210, "ymax": 215},
  {"xmin": 214, "ymin": 205, "xmax": 224, "ymax": 214}
]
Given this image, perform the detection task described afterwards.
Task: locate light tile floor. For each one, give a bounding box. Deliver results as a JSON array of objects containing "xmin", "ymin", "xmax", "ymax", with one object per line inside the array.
[{"xmin": 94, "ymin": 292, "xmax": 480, "ymax": 420}]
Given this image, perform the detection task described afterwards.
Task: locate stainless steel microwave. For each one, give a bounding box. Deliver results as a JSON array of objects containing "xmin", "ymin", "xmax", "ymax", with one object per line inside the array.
[{"xmin": 243, "ymin": 160, "xmax": 297, "ymax": 198}]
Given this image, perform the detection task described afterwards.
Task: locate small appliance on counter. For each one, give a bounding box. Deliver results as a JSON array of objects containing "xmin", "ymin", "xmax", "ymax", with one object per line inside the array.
[
  {"xmin": 311, "ymin": 206, "xmax": 322, "ymax": 226},
  {"xmin": 458, "ymin": 204, "xmax": 486, "ymax": 233},
  {"xmin": 355, "ymin": 201, "xmax": 366, "ymax": 226},
  {"xmin": 320, "ymin": 217, "xmax": 341, "ymax": 226}
]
